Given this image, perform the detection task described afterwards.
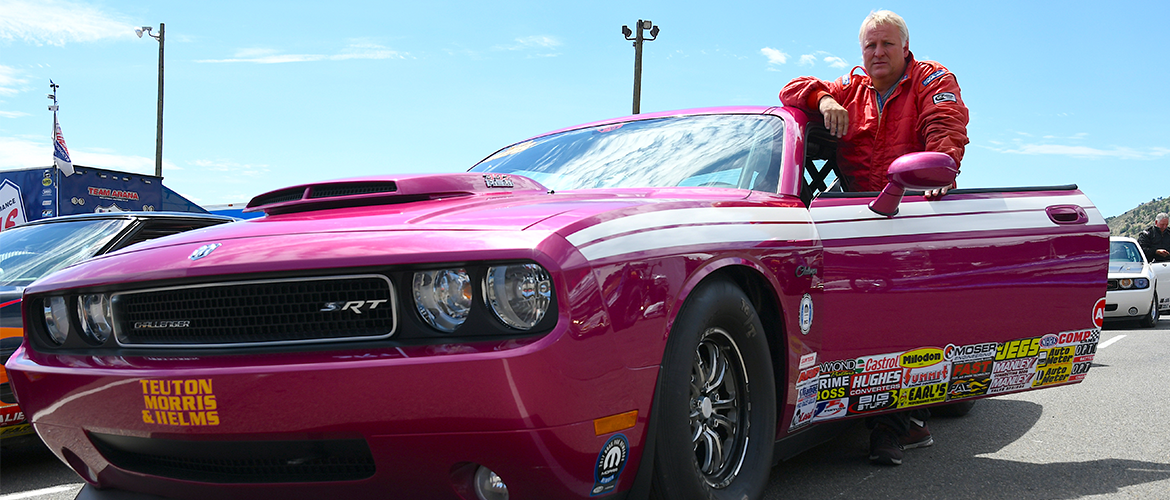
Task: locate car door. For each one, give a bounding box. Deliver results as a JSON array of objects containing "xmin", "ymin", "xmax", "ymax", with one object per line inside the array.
[{"xmin": 808, "ymin": 189, "xmax": 1108, "ymax": 360}]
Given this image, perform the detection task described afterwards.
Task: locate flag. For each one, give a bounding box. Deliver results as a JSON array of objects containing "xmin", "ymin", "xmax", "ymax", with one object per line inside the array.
[{"xmin": 53, "ymin": 115, "xmax": 74, "ymax": 176}]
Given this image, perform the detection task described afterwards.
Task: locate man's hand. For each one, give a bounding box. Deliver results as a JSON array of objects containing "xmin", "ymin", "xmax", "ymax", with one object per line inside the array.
[
  {"xmin": 1157, "ymin": 249, "xmax": 1170, "ymax": 259},
  {"xmin": 818, "ymin": 95, "xmax": 849, "ymax": 138},
  {"xmin": 924, "ymin": 182, "xmax": 956, "ymax": 200}
]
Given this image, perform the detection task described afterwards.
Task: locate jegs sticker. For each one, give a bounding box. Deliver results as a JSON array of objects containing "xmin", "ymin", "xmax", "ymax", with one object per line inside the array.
[{"xmin": 592, "ymin": 434, "xmax": 628, "ymax": 496}]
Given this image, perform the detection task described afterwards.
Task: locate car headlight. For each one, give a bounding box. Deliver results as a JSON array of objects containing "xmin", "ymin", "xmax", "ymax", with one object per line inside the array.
[
  {"xmin": 1135, "ymin": 278, "xmax": 1150, "ymax": 289},
  {"xmin": 413, "ymin": 268, "xmax": 473, "ymax": 332},
  {"xmin": 1118, "ymin": 278, "xmax": 1133, "ymax": 289},
  {"xmin": 78, "ymin": 294, "xmax": 114, "ymax": 343},
  {"xmin": 484, "ymin": 264, "xmax": 551, "ymax": 330},
  {"xmin": 43, "ymin": 296, "xmax": 71, "ymax": 345}
]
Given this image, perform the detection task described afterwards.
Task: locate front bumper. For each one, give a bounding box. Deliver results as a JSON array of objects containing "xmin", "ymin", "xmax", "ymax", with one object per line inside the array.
[
  {"xmin": 1104, "ymin": 287, "xmax": 1154, "ymax": 319},
  {"xmin": 6, "ymin": 326, "xmax": 658, "ymax": 500}
]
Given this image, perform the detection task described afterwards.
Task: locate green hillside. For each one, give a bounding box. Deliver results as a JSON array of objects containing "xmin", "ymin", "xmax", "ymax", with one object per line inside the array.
[{"xmin": 1106, "ymin": 197, "xmax": 1170, "ymax": 238}]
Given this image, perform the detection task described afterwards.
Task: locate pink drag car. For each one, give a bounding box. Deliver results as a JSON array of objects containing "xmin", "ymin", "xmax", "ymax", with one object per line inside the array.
[{"xmin": 6, "ymin": 107, "xmax": 1107, "ymax": 500}]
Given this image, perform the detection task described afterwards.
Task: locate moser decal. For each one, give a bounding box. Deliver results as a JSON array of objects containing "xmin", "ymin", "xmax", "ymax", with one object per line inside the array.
[
  {"xmin": 943, "ymin": 342, "xmax": 997, "ymax": 363},
  {"xmin": 900, "ymin": 347, "xmax": 944, "ymax": 368},
  {"xmin": 592, "ymin": 434, "xmax": 628, "ymax": 496},
  {"xmin": 140, "ymin": 379, "xmax": 219, "ymax": 427}
]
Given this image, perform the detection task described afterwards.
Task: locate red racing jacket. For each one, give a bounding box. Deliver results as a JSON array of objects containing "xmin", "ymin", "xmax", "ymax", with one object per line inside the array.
[{"xmin": 779, "ymin": 53, "xmax": 970, "ymax": 192}]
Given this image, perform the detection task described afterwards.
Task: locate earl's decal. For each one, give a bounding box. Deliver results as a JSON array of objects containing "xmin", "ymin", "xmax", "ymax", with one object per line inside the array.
[{"xmin": 140, "ymin": 379, "xmax": 219, "ymax": 426}]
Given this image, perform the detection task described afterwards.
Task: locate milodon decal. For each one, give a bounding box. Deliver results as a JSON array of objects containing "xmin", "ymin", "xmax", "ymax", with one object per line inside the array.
[
  {"xmin": 592, "ymin": 434, "xmax": 628, "ymax": 496},
  {"xmin": 140, "ymin": 379, "xmax": 219, "ymax": 426},
  {"xmin": 900, "ymin": 347, "xmax": 944, "ymax": 369}
]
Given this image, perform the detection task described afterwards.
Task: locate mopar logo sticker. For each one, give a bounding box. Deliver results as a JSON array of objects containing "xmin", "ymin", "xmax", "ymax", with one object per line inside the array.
[
  {"xmin": 592, "ymin": 434, "xmax": 628, "ymax": 496},
  {"xmin": 189, "ymin": 243, "xmax": 221, "ymax": 261}
]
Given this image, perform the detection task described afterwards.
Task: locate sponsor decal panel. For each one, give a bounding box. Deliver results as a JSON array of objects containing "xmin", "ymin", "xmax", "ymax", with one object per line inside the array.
[
  {"xmin": 995, "ymin": 337, "xmax": 1040, "ymax": 361},
  {"xmin": 790, "ymin": 365, "xmax": 820, "ymax": 431},
  {"xmin": 817, "ymin": 373, "xmax": 850, "ymax": 401},
  {"xmin": 900, "ymin": 347, "xmax": 944, "ymax": 369},
  {"xmin": 592, "ymin": 434, "xmax": 628, "ymax": 496},
  {"xmin": 857, "ymin": 352, "xmax": 901, "ymax": 373},
  {"xmin": 901, "ymin": 362, "xmax": 950, "ymax": 388}
]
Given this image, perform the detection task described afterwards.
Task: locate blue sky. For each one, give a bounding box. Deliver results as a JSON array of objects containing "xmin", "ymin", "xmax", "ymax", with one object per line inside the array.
[{"xmin": 1, "ymin": 0, "xmax": 1167, "ymax": 217}]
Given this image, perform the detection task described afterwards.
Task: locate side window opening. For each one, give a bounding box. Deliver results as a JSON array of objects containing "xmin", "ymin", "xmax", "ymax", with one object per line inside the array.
[{"xmin": 800, "ymin": 125, "xmax": 840, "ymax": 206}]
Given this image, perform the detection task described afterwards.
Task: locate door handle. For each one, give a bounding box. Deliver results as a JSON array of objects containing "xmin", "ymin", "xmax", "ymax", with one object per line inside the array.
[{"xmin": 1045, "ymin": 205, "xmax": 1088, "ymax": 224}]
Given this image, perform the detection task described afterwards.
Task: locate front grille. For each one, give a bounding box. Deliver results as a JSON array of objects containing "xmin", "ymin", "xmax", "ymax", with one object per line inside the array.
[
  {"xmin": 90, "ymin": 433, "xmax": 376, "ymax": 483},
  {"xmin": 113, "ymin": 275, "xmax": 396, "ymax": 347}
]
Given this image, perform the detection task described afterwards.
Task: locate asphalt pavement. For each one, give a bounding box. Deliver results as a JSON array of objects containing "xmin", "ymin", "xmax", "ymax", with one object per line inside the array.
[{"xmin": 2, "ymin": 319, "xmax": 1168, "ymax": 500}]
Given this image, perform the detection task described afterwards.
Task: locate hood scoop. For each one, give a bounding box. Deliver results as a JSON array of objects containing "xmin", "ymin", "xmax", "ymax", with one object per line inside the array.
[{"xmin": 245, "ymin": 173, "xmax": 546, "ymax": 215}]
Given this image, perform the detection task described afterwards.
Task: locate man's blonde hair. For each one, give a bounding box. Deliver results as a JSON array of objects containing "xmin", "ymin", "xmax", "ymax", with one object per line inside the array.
[{"xmin": 859, "ymin": 10, "xmax": 909, "ymax": 48}]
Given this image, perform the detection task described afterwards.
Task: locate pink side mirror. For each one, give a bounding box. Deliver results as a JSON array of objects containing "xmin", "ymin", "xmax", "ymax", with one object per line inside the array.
[{"xmin": 868, "ymin": 152, "xmax": 959, "ymax": 217}]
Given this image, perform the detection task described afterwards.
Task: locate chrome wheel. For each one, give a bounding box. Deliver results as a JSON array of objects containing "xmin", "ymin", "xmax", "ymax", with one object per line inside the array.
[{"xmin": 689, "ymin": 327, "xmax": 749, "ymax": 488}]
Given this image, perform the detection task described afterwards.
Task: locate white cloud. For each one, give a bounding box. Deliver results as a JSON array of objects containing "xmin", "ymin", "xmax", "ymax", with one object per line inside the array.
[
  {"xmin": 823, "ymin": 56, "xmax": 848, "ymax": 69},
  {"xmin": 799, "ymin": 54, "xmax": 817, "ymax": 66},
  {"xmin": 0, "ymin": 65, "xmax": 29, "ymax": 96},
  {"xmin": 189, "ymin": 159, "xmax": 270, "ymax": 178},
  {"xmin": 0, "ymin": 0, "xmax": 136, "ymax": 46},
  {"xmin": 513, "ymin": 36, "xmax": 561, "ymax": 49},
  {"xmin": 0, "ymin": 110, "xmax": 30, "ymax": 118},
  {"xmin": 993, "ymin": 143, "xmax": 1170, "ymax": 161},
  {"xmin": 760, "ymin": 47, "xmax": 788, "ymax": 65},
  {"xmin": 198, "ymin": 43, "xmax": 407, "ymax": 64},
  {"xmin": 0, "ymin": 134, "xmax": 171, "ymax": 172}
]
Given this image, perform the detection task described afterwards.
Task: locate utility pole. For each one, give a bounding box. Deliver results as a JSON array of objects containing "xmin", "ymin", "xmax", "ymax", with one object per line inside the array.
[
  {"xmin": 137, "ymin": 23, "xmax": 165, "ymax": 177},
  {"xmin": 622, "ymin": 20, "xmax": 659, "ymax": 115}
]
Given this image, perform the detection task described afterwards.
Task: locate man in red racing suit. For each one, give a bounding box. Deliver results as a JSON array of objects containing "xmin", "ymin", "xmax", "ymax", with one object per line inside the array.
[
  {"xmin": 779, "ymin": 14, "xmax": 969, "ymax": 194},
  {"xmin": 780, "ymin": 10, "xmax": 971, "ymax": 466}
]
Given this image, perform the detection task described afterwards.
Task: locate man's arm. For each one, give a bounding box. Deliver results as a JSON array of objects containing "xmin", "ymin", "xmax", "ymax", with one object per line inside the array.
[
  {"xmin": 914, "ymin": 67, "xmax": 969, "ymax": 199},
  {"xmin": 780, "ymin": 76, "xmax": 848, "ymax": 137},
  {"xmin": 1137, "ymin": 229, "xmax": 1167, "ymax": 261}
]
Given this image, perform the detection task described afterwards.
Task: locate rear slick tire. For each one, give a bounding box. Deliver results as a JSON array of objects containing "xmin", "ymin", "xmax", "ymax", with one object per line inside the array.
[{"xmin": 649, "ymin": 278, "xmax": 776, "ymax": 500}]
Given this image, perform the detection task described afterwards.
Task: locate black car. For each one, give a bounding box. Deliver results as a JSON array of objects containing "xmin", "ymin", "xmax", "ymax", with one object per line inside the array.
[{"xmin": 1, "ymin": 212, "xmax": 236, "ymax": 444}]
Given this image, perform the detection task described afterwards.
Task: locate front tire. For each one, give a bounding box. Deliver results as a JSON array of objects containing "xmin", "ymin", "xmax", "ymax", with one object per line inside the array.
[
  {"xmin": 649, "ymin": 278, "xmax": 776, "ymax": 500},
  {"xmin": 1139, "ymin": 294, "xmax": 1159, "ymax": 328}
]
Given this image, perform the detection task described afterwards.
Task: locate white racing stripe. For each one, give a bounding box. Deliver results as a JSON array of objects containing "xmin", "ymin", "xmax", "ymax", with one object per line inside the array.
[
  {"xmin": 566, "ymin": 206, "xmax": 817, "ymax": 261},
  {"xmin": 1097, "ymin": 335, "xmax": 1126, "ymax": 349},
  {"xmin": 0, "ymin": 485, "xmax": 82, "ymax": 500},
  {"xmin": 812, "ymin": 194, "xmax": 1104, "ymax": 241}
]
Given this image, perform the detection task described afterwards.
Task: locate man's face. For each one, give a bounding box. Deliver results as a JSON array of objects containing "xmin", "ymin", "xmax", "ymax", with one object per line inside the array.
[
  {"xmin": 1157, "ymin": 218, "xmax": 1169, "ymax": 231},
  {"xmin": 861, "ymin": 23, "xmax": 909, "ymax": 86}
]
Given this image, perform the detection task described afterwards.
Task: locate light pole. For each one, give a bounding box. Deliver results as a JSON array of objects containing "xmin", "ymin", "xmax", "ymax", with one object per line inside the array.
[
  {"xmin": 136, "ymin": 24, "xmax": 164, "ymax": 178},
  {"xmin": 622, "ymin": 20, "xmax": 659, "ymax": 115}
]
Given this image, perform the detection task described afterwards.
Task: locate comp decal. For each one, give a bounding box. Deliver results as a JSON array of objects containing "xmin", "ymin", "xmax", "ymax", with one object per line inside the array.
[
  {"xmin": 140, "ymin": 378, "xmax": 219, "ymax": 427},
  {"xmin": 592, "ymin": 434, "xmax": 628, "ymax": 496}
]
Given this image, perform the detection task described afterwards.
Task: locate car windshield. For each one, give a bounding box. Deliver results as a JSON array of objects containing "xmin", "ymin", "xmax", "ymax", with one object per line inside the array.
[
  {"xmin": 1109, "ymin": 240, "xmax": 1144, "ymax": 263},
  {"xmin": 0, "ymin": 219, "xmax": 130, "ymax": 287},
  {"xmin": 470, "ymin": 114, "xmax": 782, "ymax": 192}
]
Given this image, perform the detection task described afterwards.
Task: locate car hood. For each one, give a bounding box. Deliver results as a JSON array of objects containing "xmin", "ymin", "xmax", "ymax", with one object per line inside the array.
[
  {"xmin": 1108, "ymin": 262, "xmax": 1146, "ymax": 275},
  {"xmin": 27, "ymin": 173, "xmax": 758, "ymax": 293}
]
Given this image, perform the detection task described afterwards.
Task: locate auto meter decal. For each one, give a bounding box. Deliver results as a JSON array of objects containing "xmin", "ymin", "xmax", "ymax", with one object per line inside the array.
[
  {"xmin": 140, "ymin": 379, "xmax": 219, "ymax": 427},
  {"xmin": 592, "ymin": 434, "xmax": 628, "ymax": 496}
]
